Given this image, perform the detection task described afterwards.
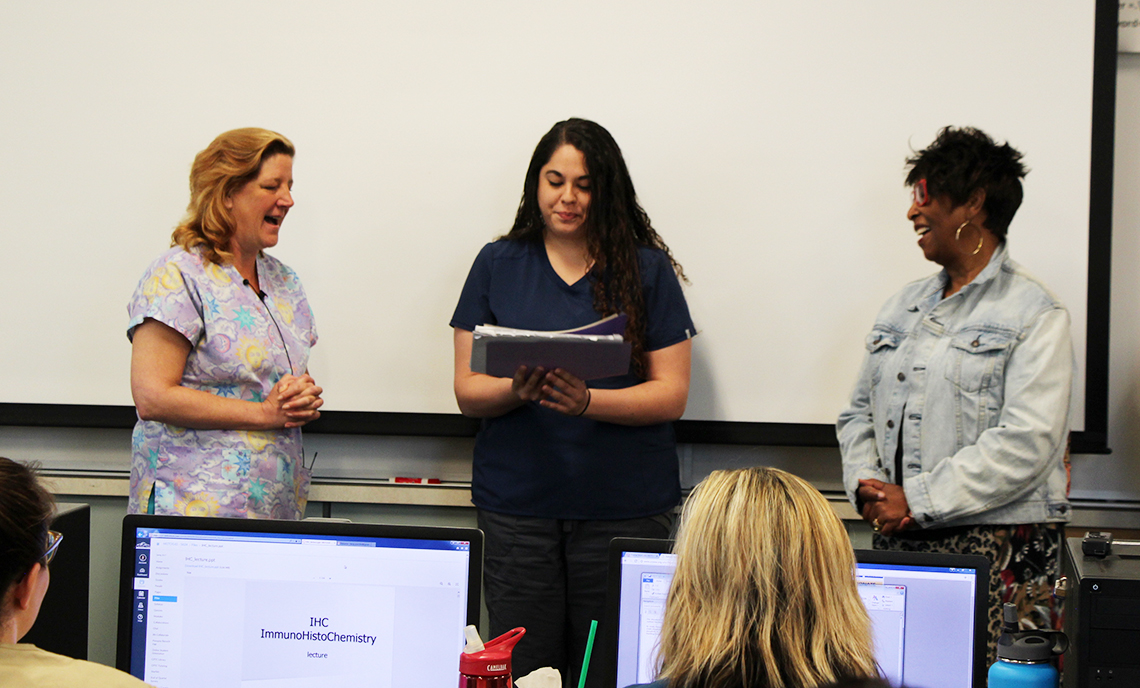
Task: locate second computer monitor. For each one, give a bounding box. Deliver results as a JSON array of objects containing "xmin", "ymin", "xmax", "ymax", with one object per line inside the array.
[{"xmin": 604, "ymin": 538, "xmax": 989, "ymax": 688}]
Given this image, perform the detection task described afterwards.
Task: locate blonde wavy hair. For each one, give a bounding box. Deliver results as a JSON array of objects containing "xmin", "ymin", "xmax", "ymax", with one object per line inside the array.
[
  {"xmin": 170, "ymin": 127, "xmax": 295, "ymax": 265},
  {"xmin": 657, "ymin": 467, "xmax": 879, "ymax": 688}
]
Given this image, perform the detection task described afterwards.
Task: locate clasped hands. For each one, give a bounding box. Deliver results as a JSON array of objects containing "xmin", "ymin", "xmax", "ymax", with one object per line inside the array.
[
  {"xmin": 512, "ymin": 365, "xmax": 590, "ymax": 417},
  {"xmin": 265, "ymin": 373, "xmax": 324, "ymax": 428},
  {"xmin": 857, "ymin": 478, "xmax": 914, "ymax": 536}
]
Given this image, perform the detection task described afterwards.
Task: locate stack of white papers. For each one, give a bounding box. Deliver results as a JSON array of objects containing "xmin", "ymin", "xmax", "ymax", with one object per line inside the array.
[{"xmin": 471, "ymin": 314, "xmax": 631, "ymax": 380}]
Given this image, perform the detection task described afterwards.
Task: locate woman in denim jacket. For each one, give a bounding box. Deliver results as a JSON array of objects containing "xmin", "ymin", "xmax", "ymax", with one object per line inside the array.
[{"xmin": 838, "ymin": 127, "xmax": 1073, "ymax": 661}]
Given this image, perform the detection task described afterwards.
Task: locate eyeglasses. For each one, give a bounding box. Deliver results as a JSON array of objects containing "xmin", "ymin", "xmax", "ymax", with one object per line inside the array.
[
  {"xmin": 42, "ymin": 530, "xmax": 63, "ymax": 567},
  {"xmin": 912, "ymin": 178, "xmax": 931, "ymax": 207}
]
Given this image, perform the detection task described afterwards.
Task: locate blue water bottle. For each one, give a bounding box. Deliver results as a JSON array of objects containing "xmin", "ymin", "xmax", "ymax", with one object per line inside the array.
[{"xmin": 987, "ymin": 603, "xmax": 1068, "ymax": 688}]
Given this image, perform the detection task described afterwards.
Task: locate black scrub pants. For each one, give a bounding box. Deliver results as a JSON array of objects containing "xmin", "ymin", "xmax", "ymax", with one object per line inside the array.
[{"xmin": 478, "ymin": 509, "xmax": 674, "ymax": 688}]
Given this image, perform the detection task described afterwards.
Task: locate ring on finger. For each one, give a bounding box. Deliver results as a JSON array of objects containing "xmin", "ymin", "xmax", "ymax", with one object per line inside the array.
[{"xmin": 871, "ymin": 519, "xmax": 882, "ymax": 533}]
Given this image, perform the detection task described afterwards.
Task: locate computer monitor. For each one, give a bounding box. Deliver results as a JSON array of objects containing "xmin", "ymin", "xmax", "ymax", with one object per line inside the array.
[
  {"xmin": 603, "ymin": 538, "xmax": 989, "ymax": 688},
  {"xmin": 116, "ymin": 515, "xmax": 482, "ymax": 688}
]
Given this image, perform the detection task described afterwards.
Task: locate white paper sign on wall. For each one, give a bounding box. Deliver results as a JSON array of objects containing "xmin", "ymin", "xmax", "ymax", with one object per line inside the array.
[{"xmin": 1120, "ymin": 1, "xmax": 1140, "ymax": 52}]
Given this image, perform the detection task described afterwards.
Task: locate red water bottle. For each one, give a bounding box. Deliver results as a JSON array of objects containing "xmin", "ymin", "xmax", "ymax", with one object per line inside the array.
[{"xmin": 459, "ymin": 627, "xmax": 526, "ymax": 688}]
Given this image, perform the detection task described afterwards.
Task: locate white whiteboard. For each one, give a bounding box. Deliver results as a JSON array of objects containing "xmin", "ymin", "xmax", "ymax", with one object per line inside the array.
[{"xmin": 0, "ymin": 1, "xmax": 1097, "ymax": 429}]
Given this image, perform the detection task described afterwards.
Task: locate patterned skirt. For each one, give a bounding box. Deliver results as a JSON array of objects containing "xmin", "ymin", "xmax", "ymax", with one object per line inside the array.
[{"xmin": 873, "ymin": 522, "xmax": 1062, "ymax": 666}]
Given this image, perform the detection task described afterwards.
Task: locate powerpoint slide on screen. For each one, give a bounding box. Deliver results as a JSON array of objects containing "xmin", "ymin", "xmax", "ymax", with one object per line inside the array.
[{"xmin": 130, "ymin": 532, "xmax": 470, "ymax": 687}]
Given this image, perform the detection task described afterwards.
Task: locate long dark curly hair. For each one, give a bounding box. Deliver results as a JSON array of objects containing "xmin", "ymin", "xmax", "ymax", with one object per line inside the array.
[{"xmin": 503, "ymin": 118, "xmax": 686, "ymax": 377}]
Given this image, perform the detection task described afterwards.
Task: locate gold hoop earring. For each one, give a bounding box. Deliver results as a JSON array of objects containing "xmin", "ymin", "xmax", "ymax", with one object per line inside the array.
[{"xmin": 955, "ymin": 220, "xmax": 983, "ymax": 255}]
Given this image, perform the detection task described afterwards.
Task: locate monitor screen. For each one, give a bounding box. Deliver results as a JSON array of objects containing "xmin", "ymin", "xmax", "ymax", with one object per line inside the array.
[
  {"xmin": 604, "ymin": 539, "xmax": 988, "ymax": 688},
  {"xmin": 116, "ymin": 515, "xmax": 482, "ymax": 688}
]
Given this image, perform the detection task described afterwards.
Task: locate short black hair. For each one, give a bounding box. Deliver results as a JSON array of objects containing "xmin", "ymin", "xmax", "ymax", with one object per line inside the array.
[{"xmin": 905, "ymin": 126, "xmax": 1028, "ymax": 240}]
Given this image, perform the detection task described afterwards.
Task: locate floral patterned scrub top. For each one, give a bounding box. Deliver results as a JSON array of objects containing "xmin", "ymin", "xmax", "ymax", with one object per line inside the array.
[{"xmin": 127, "ymin": 246, "xmax": 318, "ymax": 519}]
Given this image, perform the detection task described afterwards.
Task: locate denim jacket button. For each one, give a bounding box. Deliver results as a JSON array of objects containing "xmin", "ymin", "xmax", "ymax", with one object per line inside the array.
[
  {"xmin": 886, "ymin": 420, "xmax": 895, "ymax": 429},
  {"xmin": 873, "ymin": 337, "xmax": 882, "ymax": 345},
  {"xmin": 972, "ymin": 339, "xmax": 980, "ymax": 347},
  {"xmin": 897, "ymin": 372, "xmax": 906, "ymax": 382}
]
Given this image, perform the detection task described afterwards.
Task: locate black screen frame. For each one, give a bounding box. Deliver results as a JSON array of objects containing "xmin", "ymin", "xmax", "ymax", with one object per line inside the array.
[
  {"xmin": 0, "ymin": 1, "xmax": 1117, "ymax": 454},
  {"xmin": 115, "ymin": 514, "xmax": 483, "ymax": 678},
  {"xmin": 601, "ymin": 537, "xmax": 992, "ymax": 688}
]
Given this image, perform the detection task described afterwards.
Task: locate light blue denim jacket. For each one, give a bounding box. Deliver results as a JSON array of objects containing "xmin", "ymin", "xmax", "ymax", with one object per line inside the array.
[{"xmin": 838, "ymin": 243, "xmax": 1073, "ymax": 529}]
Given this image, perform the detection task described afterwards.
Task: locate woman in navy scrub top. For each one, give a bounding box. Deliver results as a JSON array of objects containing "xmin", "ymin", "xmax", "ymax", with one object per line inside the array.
[{"xmin": 451, "ymin": 118, "xmax": 695, "ymax": 686}]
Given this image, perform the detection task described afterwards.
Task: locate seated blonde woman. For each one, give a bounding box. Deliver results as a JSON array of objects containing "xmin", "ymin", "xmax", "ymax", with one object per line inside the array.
[{"xmin": 627, "ymin": 467, "xmax": 880, "ymax": 688}]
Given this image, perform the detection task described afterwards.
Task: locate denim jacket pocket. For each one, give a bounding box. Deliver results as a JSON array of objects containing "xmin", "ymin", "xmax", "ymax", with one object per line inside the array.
[
  {"xmin": 944, "ymin": 329, "xmax": 1016, "ymax": 393},
  {"xmin": 866, "ymin": 328, "xmax": 903, "ymax": 385}
]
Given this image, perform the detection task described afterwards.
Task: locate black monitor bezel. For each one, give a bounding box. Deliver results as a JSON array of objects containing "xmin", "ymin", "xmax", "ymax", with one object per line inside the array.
[
  {"xmin": 115, "ymin": 514, "xmax": 483, "ymax": 677},
  {"xmin": 602, "ymin": 537, "xmax": 991, "ymax": 688}
]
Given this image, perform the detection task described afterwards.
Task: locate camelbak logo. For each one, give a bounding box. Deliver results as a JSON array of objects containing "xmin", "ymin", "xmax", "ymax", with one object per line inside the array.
[{"xmin": 487, "ymin": 664, "xmax": 507, "ymax": 671}]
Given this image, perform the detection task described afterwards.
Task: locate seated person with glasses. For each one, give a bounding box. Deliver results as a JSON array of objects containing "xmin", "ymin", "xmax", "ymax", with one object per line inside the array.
[{"xmin": 0, "ymin": 456, "xmax": 152, "ymax": 687}]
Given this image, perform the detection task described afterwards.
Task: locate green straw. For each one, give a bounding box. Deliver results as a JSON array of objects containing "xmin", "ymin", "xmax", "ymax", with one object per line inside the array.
[{"xmin": 577, "ymin": 619, "xmax": 598, "ymax": 688}]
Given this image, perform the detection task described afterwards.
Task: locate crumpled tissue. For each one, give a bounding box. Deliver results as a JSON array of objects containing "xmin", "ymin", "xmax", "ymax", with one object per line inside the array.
[{"xmin": 516, "ymin": 667, "xmax": 562, "ymax": 688}]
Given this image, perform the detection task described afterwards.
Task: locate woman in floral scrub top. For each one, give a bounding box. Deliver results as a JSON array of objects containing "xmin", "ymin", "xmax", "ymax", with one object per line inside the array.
[{"xmin": 127, "ymin": 128, "xmax": 324, "ymax": 519}]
